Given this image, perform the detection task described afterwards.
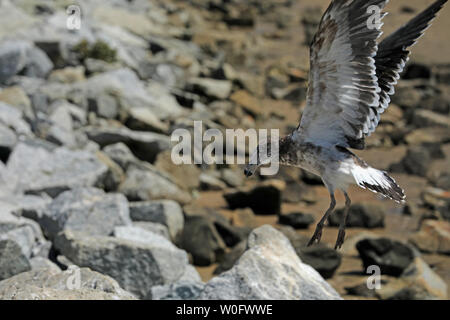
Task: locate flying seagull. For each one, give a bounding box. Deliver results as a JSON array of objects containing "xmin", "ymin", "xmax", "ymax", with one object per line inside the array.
[{"xmin": 244, "ymin": 0, "xmax": 447, "ymax": 249}]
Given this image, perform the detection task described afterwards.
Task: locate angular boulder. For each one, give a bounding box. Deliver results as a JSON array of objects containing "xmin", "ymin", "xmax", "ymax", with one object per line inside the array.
[
  {"xmin": 6, "ymin": 143, "xmax": 108, "ymax": 197},
  {"xmin": 40, "ymin": 188, "xmax": 131, "ymax": 238},
  {"xmin": 54, "ymin": 230, "xmax": 196, "ymax": 299},
  {"xmin": 199, "ymin": 225, "xmax": 342, "ymax": 300}
]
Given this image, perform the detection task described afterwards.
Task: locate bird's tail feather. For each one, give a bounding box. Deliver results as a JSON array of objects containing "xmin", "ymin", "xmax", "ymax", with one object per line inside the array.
[{"xmin": 352, "ymin": 166, "xmax": 405, "ymax": 203}]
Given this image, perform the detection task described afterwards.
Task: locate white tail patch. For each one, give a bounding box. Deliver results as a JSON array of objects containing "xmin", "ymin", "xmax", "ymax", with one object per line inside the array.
[{"xmin": 352, "ymin": 166, "xmax": 406, "ymax": 203}]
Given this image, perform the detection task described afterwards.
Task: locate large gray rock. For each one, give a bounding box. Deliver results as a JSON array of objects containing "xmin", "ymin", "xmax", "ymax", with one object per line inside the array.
[
  {"xmin": 0, "ymin": 40, "xmax": 53, "ymax": 83},
  {"xmin": 0, "ymin": 204, "xmax": 51, "ymax": 258},
  {"xmin": 0, "ymin": 193, "xmax": 52, "ymax": 221},
  {"xmin": 199, "ymin": 225, "xmax": 342, "ymax": 300},
  {"xmin": 102, "ymin": 142, "xmax": 138, "ymax": 170},
  {"xmin": 0, "ymin": 267, "xmax": 136, "ymax": 300},
  {"xmin": 5, "ymin": 143, "xmax": 108, "ymax": 197},
  {"xmin": 40, "ymin": 188, "xmax": 131, "ymax": 239},
  {"xmin": 0, "ymin": 102, "xmax": 32, "ymax": 135},
  {"xmin": 82, "ymin": 68, "xmax": 184, "ymax": 120},
  {"xmin": 0, "ymin": 225, "xmax": 35, "ymax": 258},
  {"xmin": 0, "ymin": 239, "xmax": 31, "ymax": 281},
  {"xmin": 54, "ymin": 229, "xmax": 198, "ymax": 299},
  {"xmin": 119, "ymin": 164, "xmax": 191, "ymax": 204},
  {"xmin": 129, "ymin": 200, "xmax": 184, "ymax": 241},
  {"xmin": 0, "ymin": 1, "xmax": 38, "ymax": 40}
]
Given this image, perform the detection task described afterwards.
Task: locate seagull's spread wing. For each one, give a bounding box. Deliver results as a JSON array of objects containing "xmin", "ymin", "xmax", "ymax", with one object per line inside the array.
[
  {"xmin": 298, "ymin": 0, "xmax": 389, "ymax": 149},
  {"xmin": 374, "ymin": 0, "xmax": 448, "ymax": 129},
  {"xmin": 298, "ymin": 0, "xmax": 447, "ymax": 150}
]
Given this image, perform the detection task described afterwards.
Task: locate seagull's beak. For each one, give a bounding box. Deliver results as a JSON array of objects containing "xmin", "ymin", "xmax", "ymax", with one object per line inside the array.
[{"xmin": 244, "ymin": 164, "xmax": 257, "ymax": 178}]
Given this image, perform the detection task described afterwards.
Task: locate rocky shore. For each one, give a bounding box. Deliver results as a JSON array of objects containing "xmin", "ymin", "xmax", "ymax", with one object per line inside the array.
[{"xmin": 0, "ymin": 0, "xmax": 449, "ymax": 300}]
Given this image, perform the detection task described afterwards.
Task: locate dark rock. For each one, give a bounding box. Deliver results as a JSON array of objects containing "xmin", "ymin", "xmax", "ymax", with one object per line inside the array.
[
  {"xmin": 297, "ymin": 245, "xmax": 342, "ymax": 279},
  {"xmin": 224, "ymin": 180, "xmax": 285, "ymax": 215},
  {"xmin": 214, "ymin": 240, "xmax": 247, "ymax": 275},
  {"xmin": 403, "ymin": 63, "xmax": 432, "ymax": 80},
  {"xmin": 277, "ymin": 226, "xmax": 342, "ymax": 279},
  {"xmin": 278, "ymin": 212, "xmax": 315, "ymax": 229},
  {"xmin": 0, "ymin": 124, "xmax": 16, "ymax": 162},
  {"xmin": 182, "ymin": 205, "xmax": 248, "ymax": 248},
  {"xmin": 223, "ymin": 8, "xmax": 255, "ymax": 27},
  {"xmin": 356, "ymin": 238, "xmax": 415, "ymax": 277},
  {"xmin": 328, "ymin": 203, "xmax": 385, "ymax": 229},
  {"xmin": 82, "ymin": 126, "xmax": 171, "ymax": 164},
  {"xmin": 180, "ymin": 215, "xmax": 226, "ymax": 266},
  {"xmin": 129, "ymin": 200, "xmax": 184, "ymax": 241},
  {"xmin": 213, "ymin": 219, "xmax": 251, "ymax": 248},
  {"xmin": 390, "ymin": 146, "xmax": 431, "ymax": 177}
]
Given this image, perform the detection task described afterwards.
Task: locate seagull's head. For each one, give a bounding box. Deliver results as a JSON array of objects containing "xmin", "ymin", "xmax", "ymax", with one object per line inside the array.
[{"xmin": 244, "ymin": 135, "xmax": 291, "ymax": 177}]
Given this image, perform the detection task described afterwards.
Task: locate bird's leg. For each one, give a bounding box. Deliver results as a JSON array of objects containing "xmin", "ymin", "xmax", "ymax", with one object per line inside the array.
[
  {"xmin": 307, "ymin": 192, "xmax": 336, "ymax": 246},
  {"xmin": 335, "ymin": 191, "xmax": 351, "ymax": 250}
]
